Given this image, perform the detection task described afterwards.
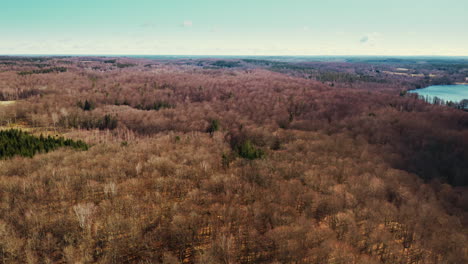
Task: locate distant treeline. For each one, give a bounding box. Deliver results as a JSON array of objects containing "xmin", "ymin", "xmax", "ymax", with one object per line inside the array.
[
  {"xmin": 315, "ymin": 71, "xmax": 387, "ymax": 83},
  {"xmin": 0, "ymin": 56, "xmax": 49, "ymax": 62},
  {"xmin": 0, "ymin": 129, "xmax": 88, "ymax": 159},
  {"xmin": 116, "ymin": 63, "xmax": 136, "ymax": 68},
  {"xmin": 211, "ymin": 60, "xmax": 241, "ymax": 68},
  {"xmin": 17, "ymin": 67, "xmax": 67, "ymax": 76}
]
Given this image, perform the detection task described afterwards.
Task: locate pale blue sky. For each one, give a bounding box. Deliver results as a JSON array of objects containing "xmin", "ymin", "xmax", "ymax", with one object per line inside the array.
[{"xmin": 1, "ymin": 0, "xmax": 467, "ymax": 55}]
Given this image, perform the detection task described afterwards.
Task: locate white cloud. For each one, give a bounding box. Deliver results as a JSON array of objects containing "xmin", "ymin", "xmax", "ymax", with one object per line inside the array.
[
  {"xmin": 140, "ymin": 22, "xmax": 157, "ymax": 28},
  {"xmin": 1, "ymin": 31, "xmax": 466, "ymax": 56},
  {"xmin": 182, "ymin": 20, "xmax": 193, "ymax": 27},
  {"xmin": 359, "ymin": 32, "xmax": 381, "ymax": 46},
  {"xmin": 360, "ymin": 36, "xmax": 369, "ymax": 43}
]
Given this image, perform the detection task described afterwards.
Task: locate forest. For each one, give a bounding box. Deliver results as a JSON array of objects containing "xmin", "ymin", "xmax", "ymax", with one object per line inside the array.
[
  {"xmin": 0, "ymin": 129, "xmax": 88, "ymax": 159},
  {"xmin": 0, "ymin": 56, "xmax": 467, "ymax": 263}
]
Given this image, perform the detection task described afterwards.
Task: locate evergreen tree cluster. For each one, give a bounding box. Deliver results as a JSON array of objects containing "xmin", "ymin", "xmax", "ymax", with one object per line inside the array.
[
  {"xmin": 135, "ymin": 101, "xmax": 173, "ymax": 111},
  {"xmin": 0, "ymin": 129, "xmax": 88, "ymax": 159},
  {"xmin": 77, "ymin": 100, "xmax": 95, "ymax": 111},
  {"xmin": 236, "ymin": 139, "xmax": 265, "ymax": 160},
  {"xmin": 227, "ymin": 129, "xmax": 265, "ymax": 160},
  {"xmin": 206, "ymin": 119, "xmax": 220, "ymax": 135},
  {"xmin": 99, "ymin": 114, "xmax": 118, "ymax": 130},
  {"xmin": 63, "ymin": 113, "xmax": 118, "ymax": 130}
]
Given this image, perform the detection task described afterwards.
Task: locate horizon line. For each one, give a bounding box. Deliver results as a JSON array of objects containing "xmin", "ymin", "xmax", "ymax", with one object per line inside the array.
[{"xmin": 1, "ymin": 54, "xmax": 468, "ymax": 58}]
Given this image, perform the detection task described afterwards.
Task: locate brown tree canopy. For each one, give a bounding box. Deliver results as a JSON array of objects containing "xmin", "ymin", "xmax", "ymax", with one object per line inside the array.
[{"xmin": 0, "ymin": 56, "xmax": 466, "ymax": 263}]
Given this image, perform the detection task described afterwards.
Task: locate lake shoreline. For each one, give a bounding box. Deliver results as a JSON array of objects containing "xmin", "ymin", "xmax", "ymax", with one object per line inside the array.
[{"xmin": 408, "ymin": 84, "xmax": 468, "ymax": 104}]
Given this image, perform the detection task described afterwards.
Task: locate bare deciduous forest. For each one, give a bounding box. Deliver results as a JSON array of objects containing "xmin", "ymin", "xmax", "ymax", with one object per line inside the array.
[{"xmin": 0, "ymin": 56, "xmax": 467, "ymax": 263}]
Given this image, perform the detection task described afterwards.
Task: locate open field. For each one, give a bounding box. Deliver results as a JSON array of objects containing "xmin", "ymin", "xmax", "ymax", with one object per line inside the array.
[{"xmin": 0, "ymin": 101, "xmax": 16, "ymax": 106}]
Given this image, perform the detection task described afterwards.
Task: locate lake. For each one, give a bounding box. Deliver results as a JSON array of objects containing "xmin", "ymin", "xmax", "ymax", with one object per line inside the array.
[{"xmin": 409, "ymin": 84, "xmax": 468, "ymax": 103}]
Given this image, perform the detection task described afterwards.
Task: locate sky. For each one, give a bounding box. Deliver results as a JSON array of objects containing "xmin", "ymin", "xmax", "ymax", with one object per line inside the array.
[{"xmin": 1, "ymin": 0, "xmax": 467, "ymax": 56}]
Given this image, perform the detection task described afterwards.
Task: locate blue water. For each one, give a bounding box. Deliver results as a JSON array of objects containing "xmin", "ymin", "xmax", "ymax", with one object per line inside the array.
[{"xmin": 409, "ymin": 84, "xmax": 468, "ymax": 103}]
